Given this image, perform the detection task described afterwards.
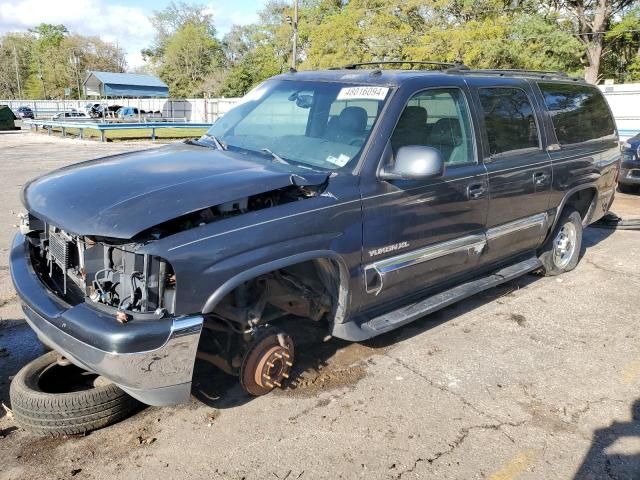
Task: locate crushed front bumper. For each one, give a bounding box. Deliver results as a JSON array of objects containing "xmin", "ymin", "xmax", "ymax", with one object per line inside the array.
[{"xmin": 9, "ymin": 233, "xmax": 203, "ymax": 406}]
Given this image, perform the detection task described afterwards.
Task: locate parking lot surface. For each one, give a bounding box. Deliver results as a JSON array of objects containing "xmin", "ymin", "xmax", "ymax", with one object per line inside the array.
[{"xmin": 1, "ymin": 130, "xmax": 639, "ymax": 480}]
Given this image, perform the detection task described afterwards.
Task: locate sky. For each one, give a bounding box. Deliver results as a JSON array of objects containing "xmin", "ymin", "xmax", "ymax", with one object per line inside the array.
[{"xmin": 0, "ymin": 0, "xmax": 268, "ymax": 68}]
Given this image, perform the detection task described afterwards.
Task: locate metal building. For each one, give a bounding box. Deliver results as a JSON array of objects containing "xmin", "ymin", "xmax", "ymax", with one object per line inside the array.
[{"xmin": 83, "ymin": 71, "xmax": 169, "ymax": 98}]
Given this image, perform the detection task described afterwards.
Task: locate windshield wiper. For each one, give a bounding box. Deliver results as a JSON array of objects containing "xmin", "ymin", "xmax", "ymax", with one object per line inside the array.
[
  {"xmin": 202, "ymin": 134, "xmax": 227, "ymax": 151},
  {"xmin": 261, "ymin": 148, "xmax": 290, "ymax": 165}
]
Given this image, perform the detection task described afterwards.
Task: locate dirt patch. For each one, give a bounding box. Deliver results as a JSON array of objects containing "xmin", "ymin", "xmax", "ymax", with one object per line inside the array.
[
  {"xmin": 510, "ymin": 313, "xmax": 527, "ymax": 327},
  {"xmin": 284, "ymin": 364, "xmax": 367, "ymax": 398},
  {"xmin": 0, "ymin": 294, "xmax": 18, "ymax": 308},
  {"xmin": 279, "ymin": 341, "xmax": 384, "ymax": 398}
]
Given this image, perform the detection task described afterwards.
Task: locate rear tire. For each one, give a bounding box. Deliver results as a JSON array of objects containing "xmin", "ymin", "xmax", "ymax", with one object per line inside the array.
[
  {"xmin": 538, "ymin": 208, "xmax": 583, "ymax": 276},
  {"xmin": 618, "ymin": 183, "xmax": 635, "ymax": 194},
  {"xmin": 10, "ymin": 351, "xmax": 141, "ymax": 437}
]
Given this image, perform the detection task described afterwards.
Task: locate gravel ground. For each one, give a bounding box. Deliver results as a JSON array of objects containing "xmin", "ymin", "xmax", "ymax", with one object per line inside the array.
[{"xmin": 0, "ymin": 130, "xmax": 639, "ymax": 480}]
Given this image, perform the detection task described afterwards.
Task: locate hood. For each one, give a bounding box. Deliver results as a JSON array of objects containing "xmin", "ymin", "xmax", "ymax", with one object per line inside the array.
[{"xmin": 23, "ymin": 143, "xmax": 328, "ymax": 239}]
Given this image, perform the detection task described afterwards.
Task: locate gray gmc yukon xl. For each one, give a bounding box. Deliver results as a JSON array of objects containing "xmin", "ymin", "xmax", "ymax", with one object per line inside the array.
[{"xmin": 10, "ymin": 64, "xmax": 620, "ymax": 418}]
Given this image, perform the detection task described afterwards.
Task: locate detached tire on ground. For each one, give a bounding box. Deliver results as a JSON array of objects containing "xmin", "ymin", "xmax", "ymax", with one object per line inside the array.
[
  {"xmin": 10, "ymin": 351, "xmax": 141, "ymax": 437},
  {"xmin": 538, "ymin": 207, "xmax": 583, "ymax": 276}
]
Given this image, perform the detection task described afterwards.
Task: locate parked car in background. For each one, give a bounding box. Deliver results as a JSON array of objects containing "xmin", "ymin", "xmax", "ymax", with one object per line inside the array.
[
  {"xmin": 116, "ymin": 106, "xmax": 142, "ymax": 119},
  {"xmin": 42, "ymin": 111, "xmax": 89, "ymax": 129},
  {"xmin": 51, "ymin": 111, "xmax": 88, "ymax": 120},
  {"xmin": 620, "ymin": 133, "xmax": 640, "ymax": 193},
  {"xmin": 15, "ymin": 106, "xmax": 34, "ymax": 119},
  {"xmin": 87, "ymin": 104, "xmax": 123, "ymax": 118}
]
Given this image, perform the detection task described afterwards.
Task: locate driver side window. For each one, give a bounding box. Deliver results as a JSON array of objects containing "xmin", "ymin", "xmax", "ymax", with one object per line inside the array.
[{"xmin": 391, "ymin": 88, "xmax": 475, "ymax": 167}]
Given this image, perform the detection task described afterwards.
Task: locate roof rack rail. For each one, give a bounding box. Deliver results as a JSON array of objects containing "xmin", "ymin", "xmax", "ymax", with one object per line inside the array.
[
  {"xmin": 338, "ymin": 61, "xmax": 469, "ymax": 70},
  {"xmin": 453, "ymin": 69, "xmax": 584, "ymax": 81}
]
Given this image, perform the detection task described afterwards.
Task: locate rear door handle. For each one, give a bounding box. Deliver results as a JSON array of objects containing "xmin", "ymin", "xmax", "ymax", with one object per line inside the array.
[
  {"xmin": 467, "ymin": 183, "xmax": 486, "ymax": 200},
  {"xmin": 533, "ymin": 172, "xmax": 549, "ymax": 185}
]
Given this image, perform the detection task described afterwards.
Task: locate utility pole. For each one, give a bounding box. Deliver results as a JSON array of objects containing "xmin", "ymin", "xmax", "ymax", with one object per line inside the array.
[
  {"xmin": 291, "ymin": 0, "xmax": 298, "ymax": 70},
  {"xmin": 12, "ymin": 43, "xmax": 22, "ymax": 99},
  {"xmin": 70, "ymin": 53, "xmax": 82, "ymax": 100}
]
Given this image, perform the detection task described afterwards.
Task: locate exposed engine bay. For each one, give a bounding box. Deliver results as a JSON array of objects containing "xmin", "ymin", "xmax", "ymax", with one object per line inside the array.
[
  {"xmin": 19, "ymin": 177, "xmax": 331, "ymax": 321},
  {"xmin": 22, "ymin": 214, "xmax": 176, "ymax": 317},
  {"xmin": 134, "ymin": 176, "xmax": 329, "ymax": 242}
]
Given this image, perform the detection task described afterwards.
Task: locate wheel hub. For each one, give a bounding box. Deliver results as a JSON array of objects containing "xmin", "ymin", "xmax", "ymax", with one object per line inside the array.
[
  {"xmin": 241, "ymin": 331, "xmax": 294, "ymax": 396},
  {"xmin": 553, "ymin": 223, "xmax": 577, "ymax": 269},
  {"xmin": 254, "ymin": 345, "xmax": 293, "ymax": 389}
]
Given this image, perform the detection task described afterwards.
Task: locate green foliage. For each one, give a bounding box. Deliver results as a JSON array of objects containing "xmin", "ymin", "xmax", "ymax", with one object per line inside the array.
[
  {"xmin": 0, "ymin": 23, "xmax": 125, "ymax": 99},
  {"xmin": 159, "ymin": 22, "xmax": 223, "ymax": 98},
  {"xmin": 602, "ymin": 7, "xmax": 640, "ymax": 82}
]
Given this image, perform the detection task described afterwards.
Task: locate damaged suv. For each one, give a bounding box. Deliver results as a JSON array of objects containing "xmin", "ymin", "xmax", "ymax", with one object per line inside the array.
[{"xmin": 11, "ymin": 64, "xmax": 620, "ymax": 409}]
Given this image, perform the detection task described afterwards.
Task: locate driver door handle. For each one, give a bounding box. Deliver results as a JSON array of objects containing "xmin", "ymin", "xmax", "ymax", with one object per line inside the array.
[
  {"xmin": 467, "ymin": 183, "xmax": 487, "ymax": 200},
  {"xmin": 533, "ymin": 171, "xmax": 549, "ymax": 185}
]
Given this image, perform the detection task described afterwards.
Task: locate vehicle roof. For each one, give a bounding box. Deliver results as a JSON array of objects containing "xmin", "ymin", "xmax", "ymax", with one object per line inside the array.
[{"xmin": 272, "ymin": 69, "xmax": 587, "ymax": 87}]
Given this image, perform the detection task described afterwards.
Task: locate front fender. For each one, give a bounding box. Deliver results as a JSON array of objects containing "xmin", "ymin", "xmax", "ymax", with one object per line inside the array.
[{"xmin": 201, "ymin": 249, "xmax": 351, "ymax": 323}]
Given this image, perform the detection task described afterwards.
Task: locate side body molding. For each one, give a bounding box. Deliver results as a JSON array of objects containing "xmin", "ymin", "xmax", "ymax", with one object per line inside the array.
[{"xmin": 364, "ymin": 234, "xmax": 487, "ymax": 296}]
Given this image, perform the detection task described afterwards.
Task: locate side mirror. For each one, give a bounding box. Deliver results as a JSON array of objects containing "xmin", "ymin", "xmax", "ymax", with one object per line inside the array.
[{"xmin": 379, "ymin": 146, "xmax": 445, "ymax": 180}]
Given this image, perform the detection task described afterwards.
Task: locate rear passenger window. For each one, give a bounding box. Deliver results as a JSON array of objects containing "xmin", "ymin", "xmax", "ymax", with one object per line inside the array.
[
  {"xmin": 391, "ymin": 88, "xmax": 475, "ymax": 166},
  {"xmin": 537, "ymin": 83, "xmax": 616, "ymax": 144},
  {"xmin": 478, "ymin": 88, "xmax": 539, "ymax": 156}
]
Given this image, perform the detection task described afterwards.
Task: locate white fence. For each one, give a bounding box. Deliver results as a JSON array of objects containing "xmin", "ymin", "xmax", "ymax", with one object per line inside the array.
[
  {"xmin": 0, "ymin": 98, "xmax": 241, "ymax": 123},
  {"xmin": 2, "ymin": 84, "xmax": 640, "ymax": 137}
]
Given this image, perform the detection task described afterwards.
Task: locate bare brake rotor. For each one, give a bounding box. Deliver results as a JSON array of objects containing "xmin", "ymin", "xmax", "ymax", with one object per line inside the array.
[{"xmin": 240, "ymin": 330, "xmax": 294, "ymax": 396}]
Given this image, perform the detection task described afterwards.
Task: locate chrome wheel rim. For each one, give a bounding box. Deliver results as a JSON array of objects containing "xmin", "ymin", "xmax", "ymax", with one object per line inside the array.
[{"xmin": 553, "ymin": 222, "xmax": 577, "ymax": 269}]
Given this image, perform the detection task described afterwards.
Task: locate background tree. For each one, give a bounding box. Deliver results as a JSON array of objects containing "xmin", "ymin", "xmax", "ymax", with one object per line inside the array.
[
  {"xmin": 601, "ymin": 7, "xmax": 640, "ymax": 81},
  {"xmin": 551, "ymin": 0, "xmax": 637, "ymax": 83}
]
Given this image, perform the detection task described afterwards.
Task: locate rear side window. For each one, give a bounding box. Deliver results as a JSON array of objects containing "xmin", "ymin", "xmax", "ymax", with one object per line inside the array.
[
  {"xmin": 538, "ymin": 83, "xmax": 616, "ymax": 144},
  {"xmin": 478, "ymin": 87, "xmax": 540, "ymax": 156}
]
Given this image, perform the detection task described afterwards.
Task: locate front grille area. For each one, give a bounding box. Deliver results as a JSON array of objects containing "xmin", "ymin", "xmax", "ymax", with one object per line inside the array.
[{"xmin": 48, "ymin": 227, "xmax": 70, "ymax": 271}]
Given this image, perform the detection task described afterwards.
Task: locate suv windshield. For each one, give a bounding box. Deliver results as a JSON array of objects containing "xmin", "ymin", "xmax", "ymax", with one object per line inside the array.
[{"xmin": 206, "ymin": 80, "xmax": 390, "ymax": 170}]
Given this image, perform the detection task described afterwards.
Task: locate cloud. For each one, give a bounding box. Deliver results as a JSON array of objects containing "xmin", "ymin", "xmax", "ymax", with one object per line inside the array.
[
  {"xmin": 207, "ymin": 0, "xmax": 265, "ymax": 36},
  {"xmin": 0, "ymin": 0, "xmax": 154, "ymax": 68},
  {"xmin": 0, "ymin": 0, "xmax": 269, "ymax": 67}
]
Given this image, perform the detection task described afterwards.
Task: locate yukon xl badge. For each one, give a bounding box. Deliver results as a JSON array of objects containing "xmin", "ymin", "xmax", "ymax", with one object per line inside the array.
[{"xmin": 368, "ymin": 241, "xmax": 410, "ymax": 258}]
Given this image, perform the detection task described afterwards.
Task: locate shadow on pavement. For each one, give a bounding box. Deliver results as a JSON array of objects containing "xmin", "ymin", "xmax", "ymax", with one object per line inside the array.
[
  {"xmin": 574, "ymin": 399, "xmax": 640, "ymax": 479},
  {"xmin": 0, "ymin": 321, "xmax": 46, "ymax": 420}
]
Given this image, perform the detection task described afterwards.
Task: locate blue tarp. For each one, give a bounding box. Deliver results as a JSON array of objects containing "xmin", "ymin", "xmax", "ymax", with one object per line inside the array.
[{"xmin": 85, "ymin": 71, "xmax": 169, "ymax": 98}]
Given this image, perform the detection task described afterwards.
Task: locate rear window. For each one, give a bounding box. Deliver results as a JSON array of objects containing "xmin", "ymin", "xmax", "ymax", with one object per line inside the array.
[
  {"xmin": 538, "ymin": 83, "xmax": 616, "ymax": 144},
  {"xmin": 478, "ymin": 87, "xmax": 540, "ymax": 156}
]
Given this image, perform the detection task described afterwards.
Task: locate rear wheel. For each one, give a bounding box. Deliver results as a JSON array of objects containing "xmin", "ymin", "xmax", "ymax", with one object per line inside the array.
[
  {"xmin": 618, "ymin": 183, "xmax": 635, "ymax": 194},
  {"xmin": 538, "ymin": 208, "xmax": 583, "ymax": 276},
  {"xmin": 10, "ymin": 351, "xmax": 141, "ymax": 437}
]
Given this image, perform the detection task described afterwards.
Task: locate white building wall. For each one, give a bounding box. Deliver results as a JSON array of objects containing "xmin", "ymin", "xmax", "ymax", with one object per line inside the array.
[{"xmin": 599, "ymin": 83, "xmax": 640, "ymax": 141}]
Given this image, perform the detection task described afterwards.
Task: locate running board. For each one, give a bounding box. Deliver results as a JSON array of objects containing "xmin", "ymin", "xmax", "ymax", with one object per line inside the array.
[{"xmin": 359, "ymin": 256, "xmax": 542, "ymax": 336}]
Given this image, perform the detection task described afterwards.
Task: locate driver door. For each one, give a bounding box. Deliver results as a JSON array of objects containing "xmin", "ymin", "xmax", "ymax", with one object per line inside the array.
[{"xmin": 361, "ymin": 87, "xmax": 489, "ymax": 312}]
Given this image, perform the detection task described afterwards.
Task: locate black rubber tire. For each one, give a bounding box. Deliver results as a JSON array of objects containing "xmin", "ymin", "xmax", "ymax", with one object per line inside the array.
[
  {"xmin": 9, "ymin": 351, "xmax": 141, "ymax": 437},
  {"xmin": 618, "ymin": 183, "xmax": 636, "ymax": 194},
  {"xmin": 538, "ymin": 208, "xmax": 583, "ymax": 276}
]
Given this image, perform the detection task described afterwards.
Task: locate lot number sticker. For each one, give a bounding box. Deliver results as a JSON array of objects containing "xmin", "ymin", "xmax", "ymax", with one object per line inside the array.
[{"xmin": 337, "ymin": 86, "xmax": 389, "ymax": 101}]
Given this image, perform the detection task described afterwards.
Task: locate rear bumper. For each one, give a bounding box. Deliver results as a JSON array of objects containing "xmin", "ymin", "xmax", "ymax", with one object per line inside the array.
[
  {"xmin": 620, "ymin": 168, "xmax": 640, "ymax": 185},
  {"xmin": 10, "ymin": 233, "xmax": 203, "ymax": 406},
  {"xmin": 620, "ymin": 158, "xmax": 640, "ymax": 185}
]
